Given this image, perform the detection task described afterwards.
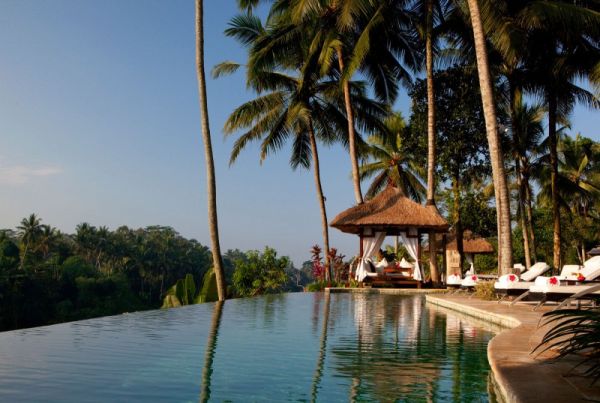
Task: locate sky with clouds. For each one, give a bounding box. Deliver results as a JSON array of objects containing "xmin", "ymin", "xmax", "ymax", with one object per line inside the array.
[{"xmin": 0, "ymin": 0, "xmax": 598, "ymax": 265}]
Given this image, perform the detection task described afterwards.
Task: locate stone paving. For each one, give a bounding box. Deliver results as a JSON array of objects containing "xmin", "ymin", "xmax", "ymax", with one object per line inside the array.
[{"xmin": 427, "ymin": 294, "xmax": 600, "ymax": 403}]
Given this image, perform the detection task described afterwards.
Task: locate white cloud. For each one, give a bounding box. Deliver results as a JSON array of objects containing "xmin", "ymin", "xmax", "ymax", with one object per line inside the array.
[{"xmin": 0, "ymin": 162, "xmax": 63, "ymax": 185}]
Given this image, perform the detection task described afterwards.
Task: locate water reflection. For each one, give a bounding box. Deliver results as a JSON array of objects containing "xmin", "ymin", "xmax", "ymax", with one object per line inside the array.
[
  {"xmin": 311, "ymin": 292, "xmax": 330, "ymax": 403},
  {"xmin": 0, "ymin": 293, "xmax": 494, "ymax": 402},
  {"xmin": 200, "ymin": 301, "xmax": 224, "ymax": 403}
]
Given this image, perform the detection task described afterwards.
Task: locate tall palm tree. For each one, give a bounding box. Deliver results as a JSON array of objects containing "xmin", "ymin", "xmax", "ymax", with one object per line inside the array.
[
  {"xmin": 252, "ymin": 0, "xmax": 420, "ymax": 204},
  {"xmin": 482, "ymin": 0, "xmax": 600, "ymax": 270},
  {"xmin": 413, "ymin": 0, "xmax": 451, "ymax": 283},
  {"xmin": 509, "ymin": 98, "xmax": 545, "ymax": 267},
  {"xmin": 537, "ymin": 134, "xmax": 600, "ymax": 261},
  {"xmin": 465, "ymin": 0, "xmax": 513, "ymax": 274},
  {"xmin": 527, "ymin": 32, "xmax": 599, "ymax": 270},
  {"xmin": 195, "ymin": 0, "xmax": 226, "ymax": 301},
  {"xmin": 359, "ymin": 113, "xmax": 426, "ymax": 201},
  {"xmin": 216, "ymin": 13, "xmax": 388, "ymax": 280},
  {"xmin": 17, "ymin": 213, "xmax": 42, "ymax": 269},
  {"xmin": 37, "ymin": 224, "xmax": 58, "ymax": 260}
]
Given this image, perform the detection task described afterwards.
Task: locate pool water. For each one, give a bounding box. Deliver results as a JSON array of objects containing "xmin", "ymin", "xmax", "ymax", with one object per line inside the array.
[{"xmin": 0, "ymin": 293, "xmax": 496, "ymax": 402}]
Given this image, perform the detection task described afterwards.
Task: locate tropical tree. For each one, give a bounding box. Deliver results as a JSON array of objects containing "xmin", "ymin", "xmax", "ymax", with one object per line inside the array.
[
  {"xmin": 508, "ymin": 98, "xmax": 545, "ymax": 268},
  {"xmin": 464, "ymin": 0, "xmax": 513, "ymax": 274},
  {"xmin": 17, "ymin": 214, "xmax": 42, "ymax": 269},
  {"xmin": 250, "ymin": 0, "xmax": 421, "ymax": 204},
  {"xmin": 482, "ymin": 0, "xmax": 600, "ymax": 270},
  {"xmin": 195, "ymin": 0, "xmax": 226, "ymax": 301},
  {"xmin": 409, "ymin": 66, "xmax": 493, "ymax": 269},
  {"xmin": 216, "ymin": 12, "xmax": 388, "ymax": 280},
  {"xmin": 232, "ymin": 247, "xmax": 289, "ymax": 297},
  {"xmin": 359, "ymin": 112, "xmax": 425, "ymax": 201},
  {"xmin": 538, "ymin": 134, "xmax": 600, "ymax": 262}
]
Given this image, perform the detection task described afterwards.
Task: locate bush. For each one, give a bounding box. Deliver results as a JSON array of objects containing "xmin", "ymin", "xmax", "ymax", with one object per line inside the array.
[{"xmin": 474, "ymin": 281, "xmax": 497, "ymax": 300}]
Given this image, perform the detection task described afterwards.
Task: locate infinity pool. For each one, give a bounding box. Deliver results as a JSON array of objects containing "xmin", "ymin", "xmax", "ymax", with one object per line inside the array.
[{"xmin": 0, "ymin": 293, "xmax": 497, "ymax": 402}]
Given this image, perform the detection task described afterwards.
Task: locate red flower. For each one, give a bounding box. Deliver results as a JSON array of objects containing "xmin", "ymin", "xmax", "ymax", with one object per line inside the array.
[
  {"xmin": 508, "ymin": 274, "xmax": 516, "ymax": 282},
  {"xmin": 549, "ymin": 277, "xmax": 558, "ymax": 285},
  {"xmin": 577, "ymin": 274, "xmax": 586, "ymax": 281},
  {"xmin": 471, "ymin": 275, "xmax": 477, "ymax": 281}
]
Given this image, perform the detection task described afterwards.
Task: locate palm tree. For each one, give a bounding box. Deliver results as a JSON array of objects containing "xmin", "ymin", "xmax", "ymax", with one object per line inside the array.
[
  {"xmin": 195, "ymin": 0, "xmax": 226, "ymax": 301},
  {"xmin": 527, "ymin": 30, "xmax": 599, "ymax": 270},
  {"xmin": 537, "ymin": 134, "xmax": 600, "ymax": 262},
  {"xmin": 482, "ymin": 0, "xmax": 600, "ymax": 270},
  {"xmin": 359, "ymin": 113, "xmax": 426, "ymax": 201},
  {"xmin": 17, "ymin": 214, "xmax": 42, "ymax": 269},
  {"xmin": 37, "ymin": 225, "xmax": 58, "ymax": 260},
  {"xmin": 413, "ymin": 0, "xmax": 451, "ymax": 284},
  {"xmin": 216, "ymin": 13, "xmax": 388, "ymax": 280},
  {"xmin": 509, "ymin": 99, "xmax": 545, "ymax": 267},
  {"xmin": 252, "ymin": 0, "xmax": 420, "ymax": 204},
  {"xmin": 465, "ymin": 0, "xmax": 513, "ymax": 275}
]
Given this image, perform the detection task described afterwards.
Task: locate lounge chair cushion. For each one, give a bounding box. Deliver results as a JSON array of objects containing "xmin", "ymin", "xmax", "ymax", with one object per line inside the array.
[
  {"xmin": 461, "ymin": 275, "xmax": 478, "ymax": 287},
  {"xmin": 520, "ymin": 262, "xmax": 550, "ymax": 282}
]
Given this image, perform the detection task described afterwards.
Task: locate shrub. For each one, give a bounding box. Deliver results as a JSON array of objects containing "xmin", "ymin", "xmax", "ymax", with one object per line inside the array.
[{"xmin": 474, "ymin": 281, "xmax": 497, "ymax": 300}]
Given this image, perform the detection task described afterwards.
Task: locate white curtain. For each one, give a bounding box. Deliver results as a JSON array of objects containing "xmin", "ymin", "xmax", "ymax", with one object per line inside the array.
[
  {"xmin": 355, "ymin": 231, "xmax": 386, "ymax": 281},
  {"xmin": 465, "ymin": 253, "xmax": 475, "ymax": 275},
  {"xmin": 400, "ymin": 232, "xmax": 422, "ymax": 281}
]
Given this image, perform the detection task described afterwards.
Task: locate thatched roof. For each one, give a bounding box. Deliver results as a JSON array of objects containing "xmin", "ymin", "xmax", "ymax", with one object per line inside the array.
[
  {"xmin": 330, "ymin": 185, "xmax": 449, "ymax": 234},
  {"xmin": 446, "ymin": 230, "xmax": 494, "ymax": 254}
]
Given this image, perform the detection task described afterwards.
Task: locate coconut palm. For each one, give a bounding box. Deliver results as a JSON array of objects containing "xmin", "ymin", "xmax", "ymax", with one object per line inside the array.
[
  {"xmin": 37, "ymin": 225, "xmax": 58, "ymax": 260},
  {"xmin": 195, "ymin": 0, "xmax": 226, "ymax": 301},
  {"xmin": 481, "ymin": 0, "xmax": 600, "ymax": 270},
  {"xmin": 537, "ymin": 134, "xmax": 600, "ymax": 261},
  {"xmin": 508, "ymin": 98, "xmax": 545, "ymax": 268},
  {"xmin": 216, "ymin": 13, "xmax": 389, "ymax": 280},
  {"xmin": 17, "ymin": 214, "xmax": 42, "ymax": 269},
  {"xmin": 464, "ymin": 0, "xmax": 513, "ymax": 274},
  {"xmin": 249, "ymin": 0, "xmax": 421, "ymax": 204},
  {"xmin": 359, "ymin": 113, "xmax": 426, "ymax": 202}
]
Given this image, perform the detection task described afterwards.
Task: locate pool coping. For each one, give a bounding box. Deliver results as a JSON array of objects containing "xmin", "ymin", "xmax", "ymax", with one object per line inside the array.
[
  {"xmin": 425, "ymin": 294, "xmax": 600, "ymax": 403},
  {"xmin": 325, "ymin": 287, "xmax": 448, "ymax": 295}
]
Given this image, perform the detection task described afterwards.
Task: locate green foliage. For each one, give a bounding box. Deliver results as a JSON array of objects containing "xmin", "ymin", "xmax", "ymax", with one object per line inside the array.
[
  {"xmin": 197, "ymin": 269, "xmax": 219, "ymax": 303},
  {"xmin": 473, "ymin": 281, "xmax": 497, "ymax": 301},
  {"xmin": 232, "ymin": 247, "xmax": 289, "ymax": 298},
  {"xmin": 161, "ymin": 270, "xmax": 219, "ymax": 308},
  {"xmin": 535, "ymin": 308, "xmax": 600, "ymax": 384}
]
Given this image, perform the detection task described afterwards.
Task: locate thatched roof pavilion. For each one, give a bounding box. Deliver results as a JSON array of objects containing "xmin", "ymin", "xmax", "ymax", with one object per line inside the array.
[
  {"xmin": 330, "ymin": 185, "xmax": 449, "ymax": 284},
  {"xmin": 330, "ymin": 185, "xmax": 449, "ymax": 235},
  {"xmin": 445, "ymin": 230, "xmax": 494, "ymax": 254}
]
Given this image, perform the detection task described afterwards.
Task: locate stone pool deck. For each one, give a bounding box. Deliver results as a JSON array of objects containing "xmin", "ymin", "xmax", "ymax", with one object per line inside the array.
[{"xmin": 426, "ymin": 294, "xmax": 600, "ymax": 403}]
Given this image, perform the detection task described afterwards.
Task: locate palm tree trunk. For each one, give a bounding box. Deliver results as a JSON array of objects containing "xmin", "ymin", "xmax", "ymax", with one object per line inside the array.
[
  {"xmin": 19, "ymin": 241, "xmax": 29, "ymax": 270},
  {"xmin": 453, "ymin": 177, "xmax": 464, "ymax": 270},
  {"xmin": 548, "ymin": 93, "xmax": 561, "ymax": 272},
  {"xmin": 466, "ymin": 0, "xmax": 513, "ymax": 275},
  {"xmin": 509, "ymin": 82, "xmax": 531, "ymax": 269},
  {"xmin": 425, "ymin": 0, "xmax": 439, "ymax": 284},
  {"xmin": 196, "ymin": 0, "xmax": 226, "ymax": 301},
  {"xmin": 308, "ymin": 122, "xmax": 332, "ymax": 282},
  {"xmin": 516, "ymin": 165, "xmax": 531, "ymax": 269},
  {"xmin": 524, "ymin": 179, "xmax": 537, "ymax": 263},
  {"xmin": 336, "ymin": 47, "xmax": 363, "ymax": 205}
]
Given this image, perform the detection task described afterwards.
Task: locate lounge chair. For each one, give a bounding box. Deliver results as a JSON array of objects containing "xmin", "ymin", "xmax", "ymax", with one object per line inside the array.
[
  {"xmin": 446, "ymin": 273, "xmax": 462, "ymax": 289},
  {"xmin": 511, "ymin": 258, "xmax": 600, "ymax": 308},
  {"xmin": 460, "ymin": 274, "xmax": 479, "ymax": 291},
  {"xmin": 494, "ymin": 262, "xmax": 550, "ymax": 298}
]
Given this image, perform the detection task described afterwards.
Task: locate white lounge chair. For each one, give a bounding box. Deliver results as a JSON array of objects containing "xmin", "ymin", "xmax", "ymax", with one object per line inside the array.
[
  {"xmin": 494, "ymin": 262, "xmax": 550, "ymax": 298},
  {"xmin": 446, "ymin": 273, "xmax": 462, "ymax": 289},
  {"xmin": 460, "ymin": 274, "xmax": 479, "ymax": 290}
]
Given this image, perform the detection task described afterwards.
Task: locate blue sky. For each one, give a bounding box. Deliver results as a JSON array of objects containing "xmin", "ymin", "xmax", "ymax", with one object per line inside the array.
[{"xmin": 0, "ymin": 1, "xmax": 598, "ymax": 265}]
